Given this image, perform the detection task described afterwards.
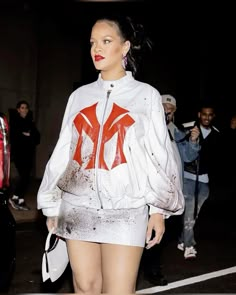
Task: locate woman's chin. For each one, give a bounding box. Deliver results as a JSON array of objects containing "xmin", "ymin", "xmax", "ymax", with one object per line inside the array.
[{"xmin": 94, "ymin": 65, "xmax": 102, "ymax": 71}]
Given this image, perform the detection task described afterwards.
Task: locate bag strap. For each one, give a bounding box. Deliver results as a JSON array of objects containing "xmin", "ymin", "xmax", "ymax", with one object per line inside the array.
[{"xmin": 45, "ymin": 227, "xmax": 55, "ymax": 252}]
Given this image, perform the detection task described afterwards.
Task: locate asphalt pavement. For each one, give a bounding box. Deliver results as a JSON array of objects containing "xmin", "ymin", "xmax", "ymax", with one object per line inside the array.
[{"xmin": 6, "ymin": 179, "xmax": 236, "ymax": 294}]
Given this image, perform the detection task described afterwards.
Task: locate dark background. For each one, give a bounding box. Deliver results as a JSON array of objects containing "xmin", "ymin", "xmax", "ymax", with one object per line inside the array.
[
  {"xmin": 1, "ymin": 0, "xmax": 236, "ymax": 178},
  {"xmin": 2, "ymin": 0, "xmax": 235, "ymax": 126},
  {"xmin": 40, "ymin": 0, "xmax": 236, "ymax": 128}
]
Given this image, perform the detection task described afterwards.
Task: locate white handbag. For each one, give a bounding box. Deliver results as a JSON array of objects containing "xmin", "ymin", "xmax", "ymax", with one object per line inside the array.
[{"xmin": 42, "ymin": 227, "xmax": 69, "ymax": 282}]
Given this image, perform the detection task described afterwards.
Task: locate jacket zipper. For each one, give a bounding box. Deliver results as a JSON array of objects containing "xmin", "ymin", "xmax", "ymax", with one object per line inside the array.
[{"xmin": 95, "ymin": 89, "xmax": 112, "ymax": 208}]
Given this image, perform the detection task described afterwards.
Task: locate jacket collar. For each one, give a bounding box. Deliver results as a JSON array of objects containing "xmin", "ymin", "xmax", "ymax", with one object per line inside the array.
[{"xmin": 96, "ymin": 71, "xmax": 134, "ymax": 92}]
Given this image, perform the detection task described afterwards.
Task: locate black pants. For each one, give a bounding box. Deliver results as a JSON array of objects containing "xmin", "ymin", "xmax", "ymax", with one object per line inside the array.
[
  {"xmin": 140, "ymin": 243, "xmax": 163, "ymax": 275},
  {"xmin": 13, "ymin": 155, "xmax": 33, "ymax": 198}
]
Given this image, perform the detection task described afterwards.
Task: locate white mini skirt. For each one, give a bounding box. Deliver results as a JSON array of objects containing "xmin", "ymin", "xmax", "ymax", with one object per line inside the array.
[{"xmin": 56, "ymin": 198, "xmax": 149, "ymax": 247}]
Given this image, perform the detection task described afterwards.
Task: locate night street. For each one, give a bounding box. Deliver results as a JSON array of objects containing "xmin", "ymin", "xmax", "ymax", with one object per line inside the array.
[{"xmin": 6, "ymin": 180, "xmax": 236, "ymax": 294}]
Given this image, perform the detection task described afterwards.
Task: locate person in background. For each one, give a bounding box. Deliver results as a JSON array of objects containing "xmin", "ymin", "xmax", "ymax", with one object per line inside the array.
[
  {"xmin": 220, "ymin": 113, "xmax": 236, "ymax": 195},
  {"xmin": 178, "ymin": 102, "xmax": 220, "ymax": 259},
  {"xmin": 230, "ymin": 114, "xmax": 236, "ymax": 129},
  {"xmin": 37, "ymin": 15, "xmax": 184, "ymax": 294},
  {"xmin": 8, "ymin": 100, "xmax": 40, "ymax": 211},
  {"xmin": 162, "ymin": 94, "xmax": 200, "ymax": 187},
  {"xmin": 0, "ymin": 112, "xmax": 10, "ymax": 192},
  {"xmin": 0, "ymin": 112, "xmax": 16, "ymax": 292},
  {"xmin": 141, "ymin": 94, "xmax": 200, "ymax": 285}
]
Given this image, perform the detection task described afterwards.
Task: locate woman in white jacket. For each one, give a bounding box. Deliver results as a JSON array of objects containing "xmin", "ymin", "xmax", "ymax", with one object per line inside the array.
[{"xmin": 37, "ymin": 15, "xmax": 184, "ymax": 294}]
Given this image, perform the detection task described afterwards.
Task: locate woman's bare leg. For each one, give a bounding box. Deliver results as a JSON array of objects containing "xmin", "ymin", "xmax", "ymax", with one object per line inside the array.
[
  {"xmin": 101, "ymin": 243, "xmax": 144, "ymax": 294},
  {"xmin": 66, "ymin": 240, "xmax": 102, "ymax": 294}
]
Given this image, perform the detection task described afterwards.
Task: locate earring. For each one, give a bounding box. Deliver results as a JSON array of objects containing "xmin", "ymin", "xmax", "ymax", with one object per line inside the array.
[{"xmin": 122, "ymin": 55, "xmax": 128, "ymax": 69}]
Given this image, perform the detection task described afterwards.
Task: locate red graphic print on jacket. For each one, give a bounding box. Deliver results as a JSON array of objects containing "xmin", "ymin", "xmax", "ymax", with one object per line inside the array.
[{"xmin": 73, "ymin": 103, "xmax": 135, "ymax": 170}]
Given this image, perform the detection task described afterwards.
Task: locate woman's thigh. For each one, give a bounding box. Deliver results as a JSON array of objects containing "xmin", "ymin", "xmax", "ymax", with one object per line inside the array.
[
  {"xmin": 66, "ymin": 240, "xmax": 102, "ymax": 292},
  {"xmin": 101, "ymin": 243, "xmax": 144, "ymax": 293}
]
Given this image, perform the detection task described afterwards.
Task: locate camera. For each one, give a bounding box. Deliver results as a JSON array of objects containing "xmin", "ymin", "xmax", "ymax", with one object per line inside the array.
[
  {"xmin": 165, "ymin": 112, "xmax": 171, "ymax": 125},
  {"xmin": 182, "ymin": 121, "xmax": 196, "ymax": 136}
]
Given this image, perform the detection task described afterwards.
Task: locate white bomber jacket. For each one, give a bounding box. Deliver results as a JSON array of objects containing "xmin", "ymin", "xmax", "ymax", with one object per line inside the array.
[{"xmin": 37, "ymin": 72, "xmax": 184, "ymax": 217}]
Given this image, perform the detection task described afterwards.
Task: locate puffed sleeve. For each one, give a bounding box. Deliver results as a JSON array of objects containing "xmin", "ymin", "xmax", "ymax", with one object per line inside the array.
[
  {"xmin": 144, "ymin": 88, "xmax": 184, "ymax": 216},
  {"xmin": 37, "ymin": 94, "xmax": 74, "ymax": 217}
]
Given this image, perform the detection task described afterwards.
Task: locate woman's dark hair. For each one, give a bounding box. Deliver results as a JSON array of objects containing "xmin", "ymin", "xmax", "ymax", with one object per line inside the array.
[{"xmin": 95, "ymin": 15, "xmax": 152, "ymax": 77}]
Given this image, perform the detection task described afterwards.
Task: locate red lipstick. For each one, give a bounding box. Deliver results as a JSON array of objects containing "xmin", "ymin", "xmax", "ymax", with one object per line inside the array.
[{"xmin": 95, "ymin": 55, "xmax": 105, "ymax": 61}]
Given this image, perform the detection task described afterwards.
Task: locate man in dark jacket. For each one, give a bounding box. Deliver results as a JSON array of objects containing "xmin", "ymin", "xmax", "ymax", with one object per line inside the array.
[{"xmin": 177, "ymin": 102, "xmax": 220, "ymax": 259}]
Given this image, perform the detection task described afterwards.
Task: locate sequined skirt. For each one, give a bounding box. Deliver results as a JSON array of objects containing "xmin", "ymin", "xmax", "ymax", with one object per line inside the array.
[{"xmin": 56, "ymin": 198, "xmax": 149, "ymax": 247}]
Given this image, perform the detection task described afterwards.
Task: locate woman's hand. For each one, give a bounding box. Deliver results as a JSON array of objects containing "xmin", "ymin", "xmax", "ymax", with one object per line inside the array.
[
  {"xmin": 46, "ymin": 216, "xmax": 58, "ymax": 233},
  {"xmin": 145, "ymin": 213, "xmax": 165, "ymax": 249}
]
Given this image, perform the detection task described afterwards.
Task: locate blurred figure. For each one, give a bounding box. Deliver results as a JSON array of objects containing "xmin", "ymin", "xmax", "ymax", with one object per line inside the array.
[
  {"xmin": 220, "ymin": 113, "xmax": 236, "ymax": 193},
  {"xmin": 0, "ymin": 112, "xmax": 16, "ymax": 292},
  {"xmin": 230, "ymin": 114, "xmax": 236, "ymax": 129},
  {"xmin": 178, "ymin": 102, "xmax": 220, "ymax": 259},
  {"xmin": 162, "ymin": 94, "xmax": 200, "ymax": 187},
  {"xmin": 8, "ymin": 100, "xmax": 40, "ymax": 210},
  {"xmin": 0, "ymin": 113, "xmax": 10, "ymax": 191}
]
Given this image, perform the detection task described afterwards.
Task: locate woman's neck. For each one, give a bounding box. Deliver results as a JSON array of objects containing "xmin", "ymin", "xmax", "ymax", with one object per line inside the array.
[{"xmin": 100, "ymin": 69, "xmax": 126, "ymax": 81}]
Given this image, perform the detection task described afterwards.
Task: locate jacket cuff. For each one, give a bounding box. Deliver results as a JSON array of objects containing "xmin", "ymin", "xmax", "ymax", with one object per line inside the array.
[
  {"xmin": 42, "ymin": 205, "xmax": 60, "ymax": 217},
  {"xmin": 189, "ymin": 139, "xmax": 200, "ymax": 149},
  {"xmin": 148, "ymin": 205, "xmax": 170, "ymax": 219}
]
